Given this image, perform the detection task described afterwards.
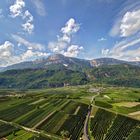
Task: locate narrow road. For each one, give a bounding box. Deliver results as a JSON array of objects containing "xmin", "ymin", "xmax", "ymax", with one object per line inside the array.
[
  {"xmin": 83, "ymin": 110, "xmax": 91, "ymax": 140},
  {"xmin": 83, "ymin": 92, "xmax": 100, "ymax": 140}
]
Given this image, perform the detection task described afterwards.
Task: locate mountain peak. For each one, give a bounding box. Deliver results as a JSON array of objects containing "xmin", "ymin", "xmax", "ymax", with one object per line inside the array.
[
  {"xmin": 1, "ymin": 56, "xmax": 140, "ymax": 72},
  {"xmin": 47, "ymin": 54, "xmax": 65, "ymax": 61}
]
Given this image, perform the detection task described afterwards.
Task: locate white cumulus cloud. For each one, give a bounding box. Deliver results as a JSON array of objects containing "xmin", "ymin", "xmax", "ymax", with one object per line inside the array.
[
  {"xmin": 48, "ymin": 41, "xmax": 67, "ymax": 54},
  {"xmin": 0, "ymin": 41, "xmax": 14, "ymax": 58},
  {"xmin": 22, "ymin": 22, "xmax": 34, "ymax": 34},
  {"xmin": 110, "ymin": 7, "xmax": 140, "ymax": 37},
  {"xmin": 120, "ymin": 9, "xmax": 140, "ymax": 37},
  {"xmin": 0, "ymin": 39, "xmax": 49, "ymax": 67},
  {"xmin": 0, "ymin": 41, "xmax": 18, "ymax": 67},
  {"xmin": 101, "ymin": 49, "xmax": 110, "ymax": 56},
  {"xmin": 12, "ymin": 34, "xmax": 45, "ymax": 51},
  {"xmin": 21, "ymin": 49, "xmax": 49, "ymax": 60},
  {"xmin": 48, "ymin": 18, "xmax": 83, "ymax": 57},
  {"xmin": 9, "ymin": 0, "xmax": 25, "ymax": 18},
  {"xmin": 9, "ymin": 1, "xmax": 34, "ymax": 34},
  {"xmin": 22, "ymin": 10, "xmax": 33, "ymax": 22},
  {"xmin": 61, "ymin": 18, "xmax": 80, "ymax": 35},
  {"xmin": 22, "ymin": 10, "xmax": 34, "ymax": 34},
  {"xmin": 64, "ymin": 45, "xmax": 83, "ymax": 57},
  {"xmin": 58, "ymin": 34, "xmax": 71, "ymax": 43}
]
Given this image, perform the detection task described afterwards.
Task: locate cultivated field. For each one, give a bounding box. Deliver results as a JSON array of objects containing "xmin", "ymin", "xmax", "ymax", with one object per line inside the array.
[
  {"xmin": 89, "ymin": 107, "xmax": 140, "ymax": 140},
  {"xmin": 94, "ymin": 86, "xmax": 140, "ymax": 119},
  {"xmin": 0, "ymin": 86, "xmax": 90, "ymax": 139},
  {"xmin": 0, "ymin": 85, "xmax": 139, "ymax": 140}
]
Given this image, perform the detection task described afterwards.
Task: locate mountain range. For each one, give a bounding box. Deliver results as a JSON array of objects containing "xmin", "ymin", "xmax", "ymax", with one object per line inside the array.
[
  {"xmin": 1, "ymin": 54, "xmax": 140, "ymax": 71},
  {"xmin": 0, "ymin": 54, "xmax": 140, "ymax": 89}
]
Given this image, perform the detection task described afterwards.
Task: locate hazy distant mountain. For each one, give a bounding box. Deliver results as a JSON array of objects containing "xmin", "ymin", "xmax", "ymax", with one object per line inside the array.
[
  {"xmin": 90, "ymin": 58, "xmax": 140, "ymax": 67},
  {"xmin": 1, "ymin": 54, "xmax": 140, "ymax": 72},
  {"xmin": 1, "ymin": 54, "xmax": 91, "ymax": 72}
]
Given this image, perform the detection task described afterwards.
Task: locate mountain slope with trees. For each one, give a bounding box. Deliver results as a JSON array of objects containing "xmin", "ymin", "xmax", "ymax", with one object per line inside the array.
[{"xmin": 0, "ymin": 62, "xmax": 140, "ymax": 89}]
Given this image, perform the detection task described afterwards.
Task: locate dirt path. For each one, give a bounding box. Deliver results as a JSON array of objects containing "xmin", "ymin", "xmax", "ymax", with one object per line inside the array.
[
  {"xmin": 74, "ymin": 106, "xmax": 80, "ymax": 115},
  {"xmin": 83, "ymin": 91, "xmax": 100, "ymax": 140},
  {"xmin": 33, "ymin": 111, "xmax": 56, "ymax": 129},
  {"xmin": 83, "ymin": 111, "xmax": 91, "ymax": 140},
  {"xmin": 29, "ymin": 98, "xmax": 45, "ymax": 105},
  {"xmin": 129, "ymin": 111, "xmax": 140, "ymax": 116}
]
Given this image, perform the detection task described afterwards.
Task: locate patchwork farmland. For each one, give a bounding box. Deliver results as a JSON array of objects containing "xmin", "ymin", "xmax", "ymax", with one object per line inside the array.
[
  {"xmin": 0, "ymin": 86, "xmax": 140, "ymax": 140},
  {"xmin": 0, "ymin": 89, "xmax": 89, "ymax": 140}
]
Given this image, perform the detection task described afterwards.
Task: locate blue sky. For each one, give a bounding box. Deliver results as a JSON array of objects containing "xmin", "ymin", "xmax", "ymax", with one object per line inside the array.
[{"xmin": 0, "ymin": 0, "xmax": 140, "ymax": 67}]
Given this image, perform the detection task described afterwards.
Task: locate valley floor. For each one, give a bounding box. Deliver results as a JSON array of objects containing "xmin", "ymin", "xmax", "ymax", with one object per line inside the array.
[{"xmin": 0, "ymin": 84, "xmax": 139, "ymax": 140}]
